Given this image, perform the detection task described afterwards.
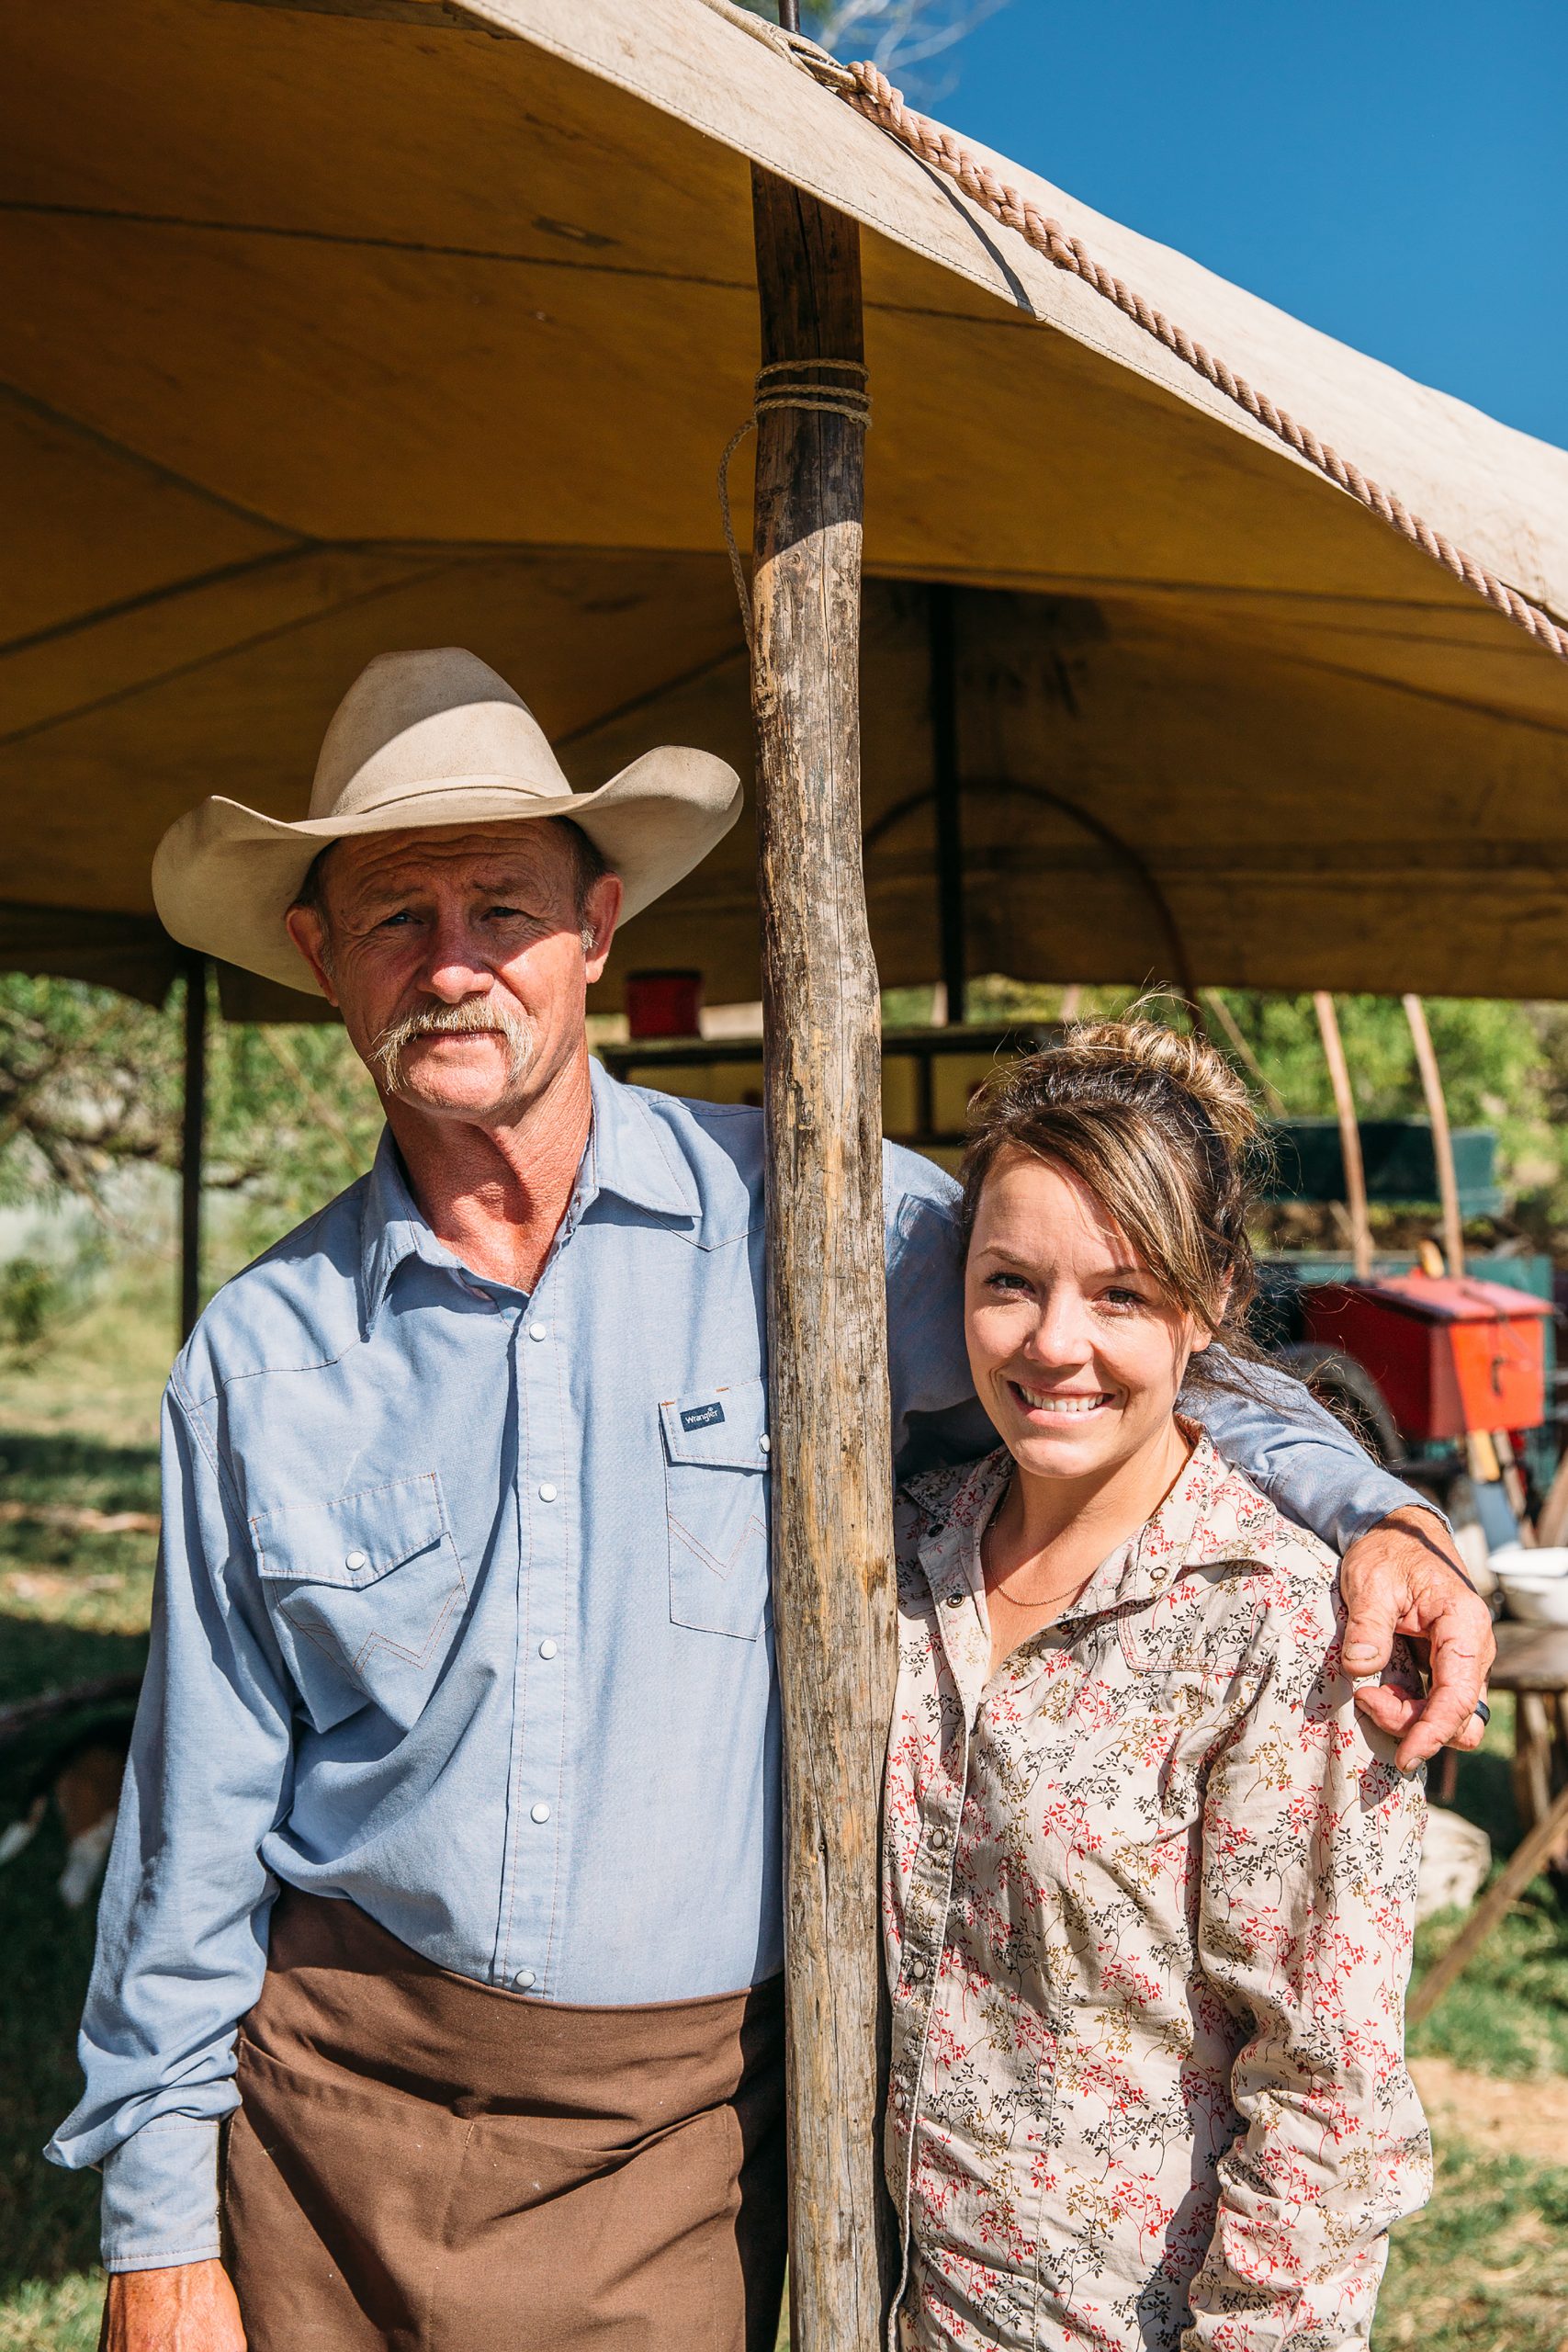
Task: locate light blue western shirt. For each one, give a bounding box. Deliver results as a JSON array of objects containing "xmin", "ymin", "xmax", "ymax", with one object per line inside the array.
[{"xmin": 47, "ymin": 1060, "xmax": 1427, "ymax": 2270}]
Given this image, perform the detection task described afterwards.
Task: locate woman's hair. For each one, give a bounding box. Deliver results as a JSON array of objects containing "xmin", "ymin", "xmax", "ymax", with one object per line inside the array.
[{"xmin": 959, "ymin": 1012, "xmax": 1267, "ymax": 1375}]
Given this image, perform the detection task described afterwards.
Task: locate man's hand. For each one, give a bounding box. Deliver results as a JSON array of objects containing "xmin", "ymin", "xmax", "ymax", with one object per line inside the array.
[
  {"xmin": 1340, "ymin": 1505, "xmax": 1495, "ymax": 1770},
  {"xmin": 101, "ymin": 2260, "xmax": 245, "ymax": 2352}
]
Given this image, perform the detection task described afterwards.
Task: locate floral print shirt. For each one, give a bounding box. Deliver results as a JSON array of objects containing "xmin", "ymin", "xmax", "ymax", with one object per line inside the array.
[{"xmin": 883, "ymin": 1430, "xmax": 1430, "ymax": 2352}]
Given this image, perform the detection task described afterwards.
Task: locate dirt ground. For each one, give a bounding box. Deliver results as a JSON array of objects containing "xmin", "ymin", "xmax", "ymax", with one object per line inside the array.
[{"xmin": 1413, "ymin": 2056, "xmax": 1568, "ymax": 2166}]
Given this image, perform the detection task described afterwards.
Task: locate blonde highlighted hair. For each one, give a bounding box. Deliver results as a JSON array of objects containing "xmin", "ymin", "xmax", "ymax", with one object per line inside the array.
[{"xmin": 960, "ymin": 1014, "xmax": 1267, "ymax": 1374}]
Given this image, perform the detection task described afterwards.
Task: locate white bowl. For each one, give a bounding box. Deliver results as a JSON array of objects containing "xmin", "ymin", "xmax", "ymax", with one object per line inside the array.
[
  {"xmin": 1492, "ymin": 1544, "xmax": 1568, "ymax": 1579},
  {"xmin": 1498, "ymin": 1575, "xmax": 1568, "ymax": 1628}
]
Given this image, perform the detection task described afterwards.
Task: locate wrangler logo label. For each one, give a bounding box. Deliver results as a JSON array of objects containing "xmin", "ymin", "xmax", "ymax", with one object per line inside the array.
[{"xmin": 681, "ymin": 1401, "xmax": 726, "ymax": 1432}]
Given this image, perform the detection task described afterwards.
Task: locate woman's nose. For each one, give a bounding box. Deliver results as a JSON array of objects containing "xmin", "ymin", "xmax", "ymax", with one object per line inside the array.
[{"xmin": 1021, "ymin": 1295, "xmax": 1094, "ymax": 1367}]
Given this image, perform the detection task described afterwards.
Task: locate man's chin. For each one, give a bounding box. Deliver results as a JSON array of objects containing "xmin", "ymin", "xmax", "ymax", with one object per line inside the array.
[{"xmin": 391, "ymin": 1075, "xmax": 530, "ymax": 1122}]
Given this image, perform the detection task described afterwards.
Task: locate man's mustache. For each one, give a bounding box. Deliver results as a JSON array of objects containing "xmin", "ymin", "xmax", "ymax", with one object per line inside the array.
[{"xmin": 369, "ymin": 996, "xmax": 536, "ymax": 1092}]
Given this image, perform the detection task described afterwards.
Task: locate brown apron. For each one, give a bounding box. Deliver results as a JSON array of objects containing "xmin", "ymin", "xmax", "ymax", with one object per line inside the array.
[{"xmin": 223, "ymin": 1887, "xmax": 787, "ymax": 2352}]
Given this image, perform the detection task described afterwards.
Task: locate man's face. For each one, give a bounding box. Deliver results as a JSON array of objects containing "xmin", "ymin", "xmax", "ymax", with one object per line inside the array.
[{"xmin": 284, "ymin": 821, "xmax": 622, "ymax": 1127}]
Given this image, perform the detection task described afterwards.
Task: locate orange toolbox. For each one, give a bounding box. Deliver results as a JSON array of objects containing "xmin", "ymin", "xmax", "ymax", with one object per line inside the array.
[{"xmin": 1303, "ymin": 1273, "xmax": 1553, "ymax": 1441}]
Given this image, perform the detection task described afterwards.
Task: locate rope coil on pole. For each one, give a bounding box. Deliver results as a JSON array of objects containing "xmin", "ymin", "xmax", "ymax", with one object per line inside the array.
[
  {"xmin": 743, "ymin": 37, "xmax": 1568, "ymax": 666},
  {"xmin": 719, "ymin": 361, "xmax": 872, "ymax": 652}
]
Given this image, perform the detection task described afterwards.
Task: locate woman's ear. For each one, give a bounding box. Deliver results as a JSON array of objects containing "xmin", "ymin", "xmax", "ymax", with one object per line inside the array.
[{"xmin": 1187, "ymin": 1280, "xmax": 1234, "ymax": 1358}]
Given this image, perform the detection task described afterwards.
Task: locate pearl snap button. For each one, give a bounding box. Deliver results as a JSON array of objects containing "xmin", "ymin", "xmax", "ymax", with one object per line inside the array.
[
  {"xmin": 344, "ymin": 1550, "xmax": 368, "ymax": 1572},
  {"xmin": 538, "ymin": 1483, "xmax": 558, "ymax": 1502},
  {"xmin": 907, "ymin": 1956, "xmax": 928, "ymax": 1982},
  {"xmin": 759, "ymin": 1434, "xmax": 771, "ymax": 1453},
  {"xmin": 529, "ymin": 1321, "xmax": 548, "ymax": 1341},
  {"xmin": 539, "ymin": 1638, "xmax": 558, "ymax": 1659},
  {"xmin": 513, "ymin": 1968, "xmax": 536, "ymax": 1990},
  {"xmin": 530, "ymin": 1802, "xmax": 552, "ymax": 1825}
]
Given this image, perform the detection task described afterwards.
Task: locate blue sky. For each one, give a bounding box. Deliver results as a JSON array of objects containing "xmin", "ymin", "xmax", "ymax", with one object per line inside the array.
[{"xmin": 931, "ymin": 1, "xmax": 1565, "ymax": 450}]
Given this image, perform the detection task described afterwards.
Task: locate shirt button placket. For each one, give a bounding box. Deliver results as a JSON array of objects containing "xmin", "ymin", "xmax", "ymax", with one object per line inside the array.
[{"xmin": 504, "ymin": 1277, "xmax": 571, "ymax": 1996}]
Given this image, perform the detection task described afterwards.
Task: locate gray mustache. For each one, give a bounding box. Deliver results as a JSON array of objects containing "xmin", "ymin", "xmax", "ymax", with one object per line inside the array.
[{"xmin": 370, "ymin": 997, "xmax": 536, "ymax": 1092}]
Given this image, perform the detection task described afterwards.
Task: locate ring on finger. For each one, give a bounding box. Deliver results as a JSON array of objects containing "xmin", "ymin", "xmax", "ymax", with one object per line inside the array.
[{"xmin": 1472, "ymin": 1698, "xmax": 1491, "ymax": 1728}]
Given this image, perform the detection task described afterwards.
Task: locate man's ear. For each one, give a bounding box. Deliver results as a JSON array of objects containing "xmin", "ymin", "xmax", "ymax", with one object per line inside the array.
[
  {"xmin": 581, "ymin": 872, "xmax": 625, "ymax": 985},
  {"xmin": 284, "ymin": 905, "xmax": 341, "ymax": 1007}
]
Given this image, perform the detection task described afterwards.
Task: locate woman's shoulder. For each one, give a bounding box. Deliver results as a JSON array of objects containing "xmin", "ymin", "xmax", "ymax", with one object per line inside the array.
[
  {"xmin": 1168, "ymin": 1441, "xmax": 1358, "ymax": 1670},
  {"xmin": 1188, "ymin": 1442, "xmax": 1341, "ymax": 1589}
]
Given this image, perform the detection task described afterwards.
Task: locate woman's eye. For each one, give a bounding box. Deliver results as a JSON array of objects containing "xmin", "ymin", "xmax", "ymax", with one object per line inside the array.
[
  {"xmin": 986, "ymin": 1272, "xmax": 1032, "ymax": 1295},
  {"xmin": 1100, "ymin": 1286, "xmax": 1147, "ymax": 1311}
]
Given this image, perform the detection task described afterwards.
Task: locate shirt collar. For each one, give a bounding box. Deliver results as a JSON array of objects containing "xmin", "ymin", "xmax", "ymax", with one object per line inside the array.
[
  {"xmin": 582, "ymin": 1057, "xmax": 702, "ymax": 1223},
  {"xmin": 914, "ymin": 1421, "xmax": 1279, "ymax": 1643},
  {"xmin": 356, "ymin": 1060, "xmax": 700, "ymax": 1330}
]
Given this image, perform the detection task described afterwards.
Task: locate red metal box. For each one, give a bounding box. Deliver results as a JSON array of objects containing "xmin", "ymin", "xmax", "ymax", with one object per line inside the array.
[{"xmin": 1303, "ymin": 1274, "xmax": 1553, "ymax": 1441}]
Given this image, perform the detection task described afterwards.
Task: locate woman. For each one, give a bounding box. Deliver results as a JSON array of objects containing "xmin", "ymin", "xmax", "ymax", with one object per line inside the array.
[{"xmin": 884, "ymin": 1018, "xmax": 1430, "ymax": 2352}]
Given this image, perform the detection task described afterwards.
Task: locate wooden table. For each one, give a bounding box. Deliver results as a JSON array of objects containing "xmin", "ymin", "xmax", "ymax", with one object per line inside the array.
[{"xmin": 1489, "ymin": 1621, "xmax": 1568, "ymax": 1847}]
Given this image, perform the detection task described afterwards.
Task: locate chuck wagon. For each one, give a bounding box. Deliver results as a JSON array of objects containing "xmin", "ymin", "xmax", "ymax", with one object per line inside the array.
[{"xmin": 6, "ymin": 1, "xmax": 1568, "ymax": 2338}]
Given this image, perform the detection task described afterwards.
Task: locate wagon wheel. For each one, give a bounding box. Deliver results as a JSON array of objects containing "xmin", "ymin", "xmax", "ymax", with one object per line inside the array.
[{"xmin": 1272, "ymin": 1340, "xmax": 1404, "ymax": 1470}]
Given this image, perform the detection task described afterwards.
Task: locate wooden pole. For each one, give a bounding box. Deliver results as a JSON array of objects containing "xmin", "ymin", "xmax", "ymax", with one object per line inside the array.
[
  {"xmin": 750, "ymin": 166, "xmax": 894, "ymax": 2349},
  {"xmin": 929, "ymin": 583, "xmax": 967, "ymax": 1026},
  {"xmin": 180, "ymin": 950, "xmax": 208, "ymax": 1341},
  {"xmin": 1403, "ymin": 993, "xmax": 1464, "ymax": 1276},
  {"xmin": 1312, "ymin": 992, "xmax": 1371, "ymax": 1281},
  {"xmin": 1406, "ymin": 1773, "xmax": 1568, "ymax": 2023}
]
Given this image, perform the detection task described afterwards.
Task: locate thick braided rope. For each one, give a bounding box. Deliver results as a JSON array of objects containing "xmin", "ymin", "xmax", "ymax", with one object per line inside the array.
[
  {"xmin": 830, "ymin": 58, "xmax": 1567, "ymax": 664},
  {"xmin": 718, "ymin": 361, "xmax": 874, "ymax": 651}
]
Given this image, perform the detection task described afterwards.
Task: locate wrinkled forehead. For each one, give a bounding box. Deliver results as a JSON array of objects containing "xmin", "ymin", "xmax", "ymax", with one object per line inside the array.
[{"xmin": 325, "ymin": 818, "xmax": 575, "ymax": 906}]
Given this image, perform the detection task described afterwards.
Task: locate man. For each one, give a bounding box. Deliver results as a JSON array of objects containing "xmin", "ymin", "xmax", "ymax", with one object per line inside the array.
[{"xmin": 50, "ymin": 649, "xmax": 1492, "ymax": 2352}]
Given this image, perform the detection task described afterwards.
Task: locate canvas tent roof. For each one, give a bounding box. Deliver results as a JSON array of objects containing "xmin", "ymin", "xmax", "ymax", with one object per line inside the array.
[{"xmin": 5, "ymin": 0, "xmax": 1568, "ymax": 1016}]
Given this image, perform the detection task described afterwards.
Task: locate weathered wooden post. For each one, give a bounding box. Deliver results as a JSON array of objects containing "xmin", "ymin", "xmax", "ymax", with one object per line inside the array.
[{"xmin": 749, "ymin": 154, "xmax": 896, "ymax": 2346}]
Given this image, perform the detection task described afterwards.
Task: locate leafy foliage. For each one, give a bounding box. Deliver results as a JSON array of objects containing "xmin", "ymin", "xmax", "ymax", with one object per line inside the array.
[{"xmin": 0, "ymin": 975, "xmax": 382, "ymax": 1272}]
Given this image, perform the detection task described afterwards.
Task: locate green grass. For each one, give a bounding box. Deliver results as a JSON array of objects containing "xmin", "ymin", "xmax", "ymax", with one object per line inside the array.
[{"xmin": 1376, "ymin": 2141, "xmax": 1568, "ymax": 2352}]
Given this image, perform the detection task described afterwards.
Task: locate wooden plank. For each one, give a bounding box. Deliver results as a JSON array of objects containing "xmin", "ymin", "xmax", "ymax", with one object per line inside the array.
[
  {"xmin": 750, "ymin": 164, "xmax": 894, "ymax": 2349},
  {"xmin": 1313, "ymin": 991, "xmax": 1371, "ymax": 1280},
  {"xmin": 1403, "ymin": 993, "xmax": 1464, "ymax": 1276},
  {"xmin": 1408, "ymin": 1775, "xmax": 1568, "ymax": 2024},
  {"xmin": 1491, "ymin": 1622, "xmax": 1568, "ymax": 1692}
]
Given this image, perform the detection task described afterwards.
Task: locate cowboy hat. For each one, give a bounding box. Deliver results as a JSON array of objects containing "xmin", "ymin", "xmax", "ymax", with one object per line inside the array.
[{"xmin": 152, "ymin": 647, "xmax": 742, "ymax": 993}]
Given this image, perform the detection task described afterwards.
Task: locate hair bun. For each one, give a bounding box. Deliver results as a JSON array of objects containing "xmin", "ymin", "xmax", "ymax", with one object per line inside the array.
[{"xmin": 1064, "ymin": 1012, "xmax": 1261, "ymax": 1156}]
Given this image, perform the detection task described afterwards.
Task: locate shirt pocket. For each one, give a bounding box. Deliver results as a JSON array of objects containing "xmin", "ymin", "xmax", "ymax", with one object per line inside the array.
[
  {"xmin": 250, "ymin": 1472, "xmax": 467, "ymax": 1734},
  {"xmin": 660, "ymin": 1376, "xmax": 771, "ymax": 1642}
]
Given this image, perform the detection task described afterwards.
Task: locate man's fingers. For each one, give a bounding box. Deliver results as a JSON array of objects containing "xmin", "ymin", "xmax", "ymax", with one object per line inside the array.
[
  {"xmin": 1354, "ymin": 1679, "xmax": 1487, "ymax": 1768},
  {"xmin": 1340, "ymin": 1596, "xmax": 1400, "ymax": 1678}
]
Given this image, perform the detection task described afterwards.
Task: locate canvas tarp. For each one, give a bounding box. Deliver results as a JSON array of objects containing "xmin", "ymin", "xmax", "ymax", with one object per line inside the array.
[{"xmin": 4, "ymin": 0, "xmax": 1567, "ymax": 1014}]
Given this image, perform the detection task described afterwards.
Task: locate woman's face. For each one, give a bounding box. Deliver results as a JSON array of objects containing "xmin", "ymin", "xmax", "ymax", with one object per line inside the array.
[{"xmin": 964, "ymin": 1149, "xmax": 1209, "ymax": 1485}]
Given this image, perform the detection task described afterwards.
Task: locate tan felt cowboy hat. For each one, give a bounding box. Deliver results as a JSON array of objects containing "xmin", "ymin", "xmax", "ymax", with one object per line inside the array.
[{"xmin": 152, "ymin": 647, "xmax": 743, "ymax": 994}]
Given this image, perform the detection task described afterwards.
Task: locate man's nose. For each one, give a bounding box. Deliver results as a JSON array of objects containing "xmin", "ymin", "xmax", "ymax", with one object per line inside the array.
[{"xmin": 418, "ymin": 914, "xmax": 492, "ymax": 1002}]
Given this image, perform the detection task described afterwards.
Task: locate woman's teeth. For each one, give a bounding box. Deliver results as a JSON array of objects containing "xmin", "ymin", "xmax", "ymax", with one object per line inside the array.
[{"xmin": 1013, "ymin": 1385, "xmax": 1107, "ymax": 1414}]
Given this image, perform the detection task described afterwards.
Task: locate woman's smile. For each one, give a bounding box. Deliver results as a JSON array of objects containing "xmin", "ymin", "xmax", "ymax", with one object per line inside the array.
[{"xmin": 1006, "ymin": 1382, "xmax": 1115, "ymax": 1419}]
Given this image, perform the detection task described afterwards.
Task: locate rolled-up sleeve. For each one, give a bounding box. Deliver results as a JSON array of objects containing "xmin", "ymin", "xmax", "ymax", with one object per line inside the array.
[
  {"xmin": 1186, "ymin": 1624, "xmax": 1431, "ymax": 2350},
  {"xmin": 44, "ymin": 1368, "xmax": 294, "ymax": 2272},
  {"xmin": 1192, "ymin": 1358, "xmax": 1444, "ymax": 1551}
]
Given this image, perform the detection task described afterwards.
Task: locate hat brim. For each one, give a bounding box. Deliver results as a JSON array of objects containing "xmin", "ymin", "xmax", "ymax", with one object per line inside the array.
[{"xmin": 151, "ymin": 747, "xmax": 743, "ymax": 994}]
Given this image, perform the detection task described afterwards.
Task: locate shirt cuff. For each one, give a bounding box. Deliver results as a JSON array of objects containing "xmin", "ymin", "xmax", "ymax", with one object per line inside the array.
[
  {"xmin": 1337, "ymin": 1481, "xmax": 1451, "ymax": 1550},
  {"xmin": 100, "ymin": 2118, "xmax": 221, "ymax": 2273}
]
